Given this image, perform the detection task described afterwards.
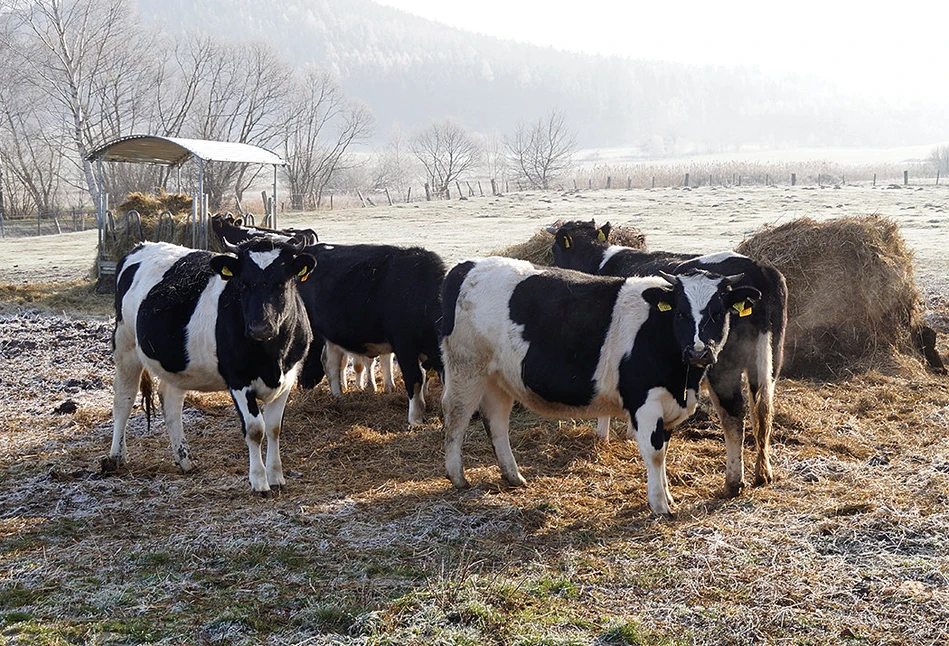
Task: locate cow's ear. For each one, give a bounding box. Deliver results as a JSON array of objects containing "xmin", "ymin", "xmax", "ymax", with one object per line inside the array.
[
  {"xmin": 643, "ymin": 286, "xmax": 674, "ymax": 312},
  {"xmin": 598, "ymin": 222, "xmax": 611, "ymax": 242},
  {"xmin": 291, "ymin": 253, "xmax": 316, "ymax": 282},
  {"xmin": 558, "ymin": 233, "xmax": 573, "ymax": 249},
  {"xmin": 726, "ymin": 286, "xmax": 761, "ymax": 317},
  {"xmin": 209, "ymin": 255, "xmax": 239, "ymax": 280}
]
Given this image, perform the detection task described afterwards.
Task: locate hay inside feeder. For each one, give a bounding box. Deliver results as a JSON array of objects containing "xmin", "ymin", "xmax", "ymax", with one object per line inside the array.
[
  {"xmin": 737, "ymin": 215, "xmax": 937, "ymax": 377},
  {"xmin": 102, "ymin": 191, "xmax": 202, "ymax": 261}
]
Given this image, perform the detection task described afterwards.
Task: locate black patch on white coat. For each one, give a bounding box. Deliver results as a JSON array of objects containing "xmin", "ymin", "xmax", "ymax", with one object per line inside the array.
[
  {"xmin": 137, "ymin": 251, "xmax": 215, "ymax": 374},
  {"xmin": 508, "ymin": 271, "xmax": 624, "ymax": 407},
  {"xmin": 442, "ymin": 261, "xmax": 476, "ymax": 338}
]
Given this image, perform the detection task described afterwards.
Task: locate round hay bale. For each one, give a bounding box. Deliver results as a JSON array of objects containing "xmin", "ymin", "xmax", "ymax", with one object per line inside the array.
[
  {"xmin": 737, "ymin": 215, "xmax": 929, "ymax": 377},
  {"xmin": 494, "ymin": 219, "xmax": 645, "ymax": 265}
]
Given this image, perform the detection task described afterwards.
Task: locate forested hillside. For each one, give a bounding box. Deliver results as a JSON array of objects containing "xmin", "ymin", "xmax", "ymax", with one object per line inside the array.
[{"xmin": 135, "ymin": 0, "xmax": 947, "ymax": 153}]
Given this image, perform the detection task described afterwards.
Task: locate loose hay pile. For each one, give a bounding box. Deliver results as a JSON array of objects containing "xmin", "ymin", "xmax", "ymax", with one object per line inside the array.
[
  {"xmin": 737, "ymin": 215, "xmax": 933, "ymax": 377},
  {"xmin": 493, "ymin": 219, "xmax": 645, "ymax": 265}
]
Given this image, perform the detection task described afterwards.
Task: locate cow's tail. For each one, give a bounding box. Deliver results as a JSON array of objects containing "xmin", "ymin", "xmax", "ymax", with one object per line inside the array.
[
  {"xmin": 764, "ymin": 263, "xmax": 788, "ymax": 382},
  {"xmin": 140, "ymin": 371, "xmax": 154, "ymax": 433}
]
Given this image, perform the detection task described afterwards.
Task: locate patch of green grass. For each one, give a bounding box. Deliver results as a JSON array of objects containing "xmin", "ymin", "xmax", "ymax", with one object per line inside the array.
[
  {"xmin": 0, "ymin": 583, "xmax": 49, "ymax": 609},
  {"xmin": 599, "ymin": 620, "xmax": 687, "ymax": 645}
]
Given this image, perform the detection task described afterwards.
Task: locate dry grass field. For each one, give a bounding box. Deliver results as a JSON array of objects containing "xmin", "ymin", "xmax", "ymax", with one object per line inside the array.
[{"xmin": 2, "ymin": 185, "xmax": 949, "ymax": 645}]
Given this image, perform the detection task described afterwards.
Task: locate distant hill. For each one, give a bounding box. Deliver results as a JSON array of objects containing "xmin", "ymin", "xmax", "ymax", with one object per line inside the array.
[{"xmin": 134, "ymin": 0, "xmax": 949, "ymax": 154}]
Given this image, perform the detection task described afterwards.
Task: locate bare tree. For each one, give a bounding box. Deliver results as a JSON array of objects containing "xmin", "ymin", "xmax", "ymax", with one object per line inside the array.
[
  {"xmin": 929, "ymin": 145, "xmax": 949, "ymax": 176},
  {"xmin": 372, "ymin": 128, "xmax": 415, "ymax": 199},
  {"xmin": 506, "ymin": 110, "xmax": 577, "ymax": 190},
  {"xmin": 184, "ymin": 40, "xmax": 293, "ymax": 210},
  {"xmin": 481, "ymin": 130, "xmax": 509, "ymax": 185},
  {"xmin": 281, "ymin": 66, "xmax": 374, "ymax": 209},
  {"xmin": 411, "ymin": 119, "xmax": 481, "ymax": 198},
  {"xmin": 6, "ymin": 0, "xmax": 156, "ymax": 207}
]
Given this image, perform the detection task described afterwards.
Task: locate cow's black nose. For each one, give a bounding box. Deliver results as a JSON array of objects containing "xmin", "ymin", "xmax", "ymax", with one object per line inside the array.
[
  {"xmin": 247, "ymin": 322, "xmax": 272, "ymax": 341},
  {"xmin": 686, "ymin": 347, "xmax": 714, "ymax": 368}
]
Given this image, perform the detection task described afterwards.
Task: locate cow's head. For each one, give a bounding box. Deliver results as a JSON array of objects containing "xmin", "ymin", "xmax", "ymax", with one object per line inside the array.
[
  {"xmin": 642, "ymin": 269, "xmax": 760, "ymax": 367},
  {"xmin": 209, "ymin": 237, "xmax": 316, "ymax": 342},
  {"xmin": 211, "ymin": 214, "xmax": 318, "ymax": 249},
  {"xmin": 546, "ymin": 219, "xmax": 611, "ymax": 272}
]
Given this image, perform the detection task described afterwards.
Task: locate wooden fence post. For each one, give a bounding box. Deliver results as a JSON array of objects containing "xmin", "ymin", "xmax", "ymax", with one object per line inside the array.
[
  {"xmin": 424, "ymin": 182, "xmax": 431, "ymax": 201},
  {"xmin": 652, "ymin": 176, "xmax": 655, "ymax": 189},
  {"xmin": 491, "ymin": 178, "xmax": 498, "ymax": 196},
  {"xmin": 606, "ymin": 176, "xmax": 612, "ymax": 189},
  {"xmin": 937, "ymin": 170, "xmax": 941, "ymax": 185},
  {"xmin": 455, "ymin": 180, "xmax": 464, "ymax": 199},
  {"xmin": 406, "ymin": 187, "xmax": 412, "ymax": 203},
  {"xmin": 873, "ymin": 173, "xmax": 876, "ymax": 187},
  {"xmin": 478, "ymin": 181, "xmax": 484, "ymax": 196},
  {"xmin": 791, "ymin": 173, "xmax": 796, "ymax": 186},
  {"xmin": 684, "ymin": 173, "xmax": 690, "ymax": 187},
  {"xmin": 588, "ymin": 179, "xmax": 592, "ymax": 190},
  {"xmin": 904, "ymin": 170, "xmax": 909, "ymax": 186},
  {"xmin": 384, "ymin": 187, "xmax": 393, "ymax": 206},
  {"xmin": 627, "ymin": 176, "xmax": 631, "ymax": 190}
]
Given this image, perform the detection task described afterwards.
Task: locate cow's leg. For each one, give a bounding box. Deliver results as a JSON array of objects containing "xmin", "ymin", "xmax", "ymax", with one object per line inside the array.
[
  {"xmin": 353, "ymin": 355, "xmax": 371, "ymax": 390},
  {"xmin": 261, "ymin": 387, "xmax": 292, "ymax": 491},
  {"xmin": 442, "ymin": 371, "xmax": 485, "ymax": 489},
  {"xmin": 321, "ymin": 342, "xmax": 346, "ymax": 396},
  {"xmin": 706, "ymin": 367, "xmax": 747, "ymax": 497},
  {"xmin": 158, "ymin": 380, "xmax": 193, "ymax": 473},
  {"xmin": 398, "ymin": 350, "xmax": 426, "ymax": 425},
  {"xmin": 596, "ymin": 416, "xmax": 611, "ymax": 440},
  {"xmin": 231, "ymin": 387, "xmax": 270, "ymax": 495},
  {"xmin": 748, "ymin": 331, "xmax": 776, "ymax": 486},
  {"xmin": 108, "ymin": 336, "xmax": 142, "ymax": 468},
  {"xmin": 380, "ymin": 353, "xmax": 395, "ymax": 393},
  {"xmin": 633, "ymin": 401, "xmax": 673, "ymax": 516},
  {"xmin": 479, "ymin": 383, "xmax": 524, "ymax": 486}
]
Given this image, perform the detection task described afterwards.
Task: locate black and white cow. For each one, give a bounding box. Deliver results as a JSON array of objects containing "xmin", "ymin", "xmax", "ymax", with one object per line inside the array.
[
  {"xmin": 548, "ymin": 219, "xmax": 788, "ymax": 495},
  {"xmin": 107, "ymin": 237, "xmax": 315, "ymax": 495},
  {"xmin": 300, "ymin": 242, "xmax": 445, "ymax": 424},
  {"xmin": 440, "ymin": 256, "xmax": 759, "ymax": 516},
  {"xmin": 211, "ymin": 215, "xmax": 396, "ymax": 398},
  {"xmin": 211, "ymin": 216, "xmax": 443, "ymax": 423}
]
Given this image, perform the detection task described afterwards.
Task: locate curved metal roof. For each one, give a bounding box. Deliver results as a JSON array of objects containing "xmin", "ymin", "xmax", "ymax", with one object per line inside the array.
[{"xmin": 86, "ymin": 134, "xmax": 285, "ymax": 166}]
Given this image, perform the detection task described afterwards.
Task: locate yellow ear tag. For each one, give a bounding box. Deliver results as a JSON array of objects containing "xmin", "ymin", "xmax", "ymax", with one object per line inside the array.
[
  {"xmin": 563, "ymin": 235, "xmax": 571, "ymax": 249},
  {"xmin": 597, "ymin": 230, "xmax": 607, "ymax": 242},
  {"xmin": 657, "ymin": 301, "xmax": 672, "ymax": 312},
  {"xmin": 732, "ymin": 300, "xmax": 752, "ymax": 317},
  {"xmin": 298, "ymin": 267, "xmax": 309, "ymax": 282},
  {"xmin": 220, "ymin": 266, "xmax": 233, "ymax": 278}
]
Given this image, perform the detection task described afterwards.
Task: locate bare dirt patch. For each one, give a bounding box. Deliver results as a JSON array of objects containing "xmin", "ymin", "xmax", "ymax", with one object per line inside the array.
[{"xmin": 2, "ymin": 186, "xmax": 949, "ymax": 644}]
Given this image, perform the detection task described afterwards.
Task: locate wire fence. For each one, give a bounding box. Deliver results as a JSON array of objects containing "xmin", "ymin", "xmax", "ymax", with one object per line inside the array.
[{"xmin": 0, "ymin": 209, "xmax": 98, "ymax": 239}]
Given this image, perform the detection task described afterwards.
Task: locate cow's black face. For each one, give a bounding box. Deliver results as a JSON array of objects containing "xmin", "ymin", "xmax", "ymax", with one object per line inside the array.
[
  {"xmin": 546, "ymin": 220, "xmax": 610, "ymax": 272},
  {"xmin": 645, "ymin": 270, "xmax": 760, "ymax": 368},
  {"xmin": 210, "ymin": 240, "xmax": 315, "ymax": 342}
]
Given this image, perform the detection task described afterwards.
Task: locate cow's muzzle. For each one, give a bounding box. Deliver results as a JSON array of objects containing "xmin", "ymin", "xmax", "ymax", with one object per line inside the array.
[
  {"xmin": 685, "ymin": 346, "xmax": 715, "ymax": 368},
  {"xmin": 246, "ymin": 321, "xmax": 275, "ymax": 341}
]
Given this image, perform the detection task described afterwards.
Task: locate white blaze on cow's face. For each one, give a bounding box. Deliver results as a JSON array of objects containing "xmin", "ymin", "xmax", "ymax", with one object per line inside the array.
[
  {"xmin": 670, "ymin": 272, "xmax": 733, "ymax": 367},
  {"xmin": 249, "ymin": 248, "xmax": 282, "ymax": 271}
]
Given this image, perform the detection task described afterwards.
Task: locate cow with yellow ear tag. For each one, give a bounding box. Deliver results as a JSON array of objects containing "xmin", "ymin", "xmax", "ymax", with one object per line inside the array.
[{"xmin": 547, "ymin": 219, "xmax": 788, "ymax": 498}]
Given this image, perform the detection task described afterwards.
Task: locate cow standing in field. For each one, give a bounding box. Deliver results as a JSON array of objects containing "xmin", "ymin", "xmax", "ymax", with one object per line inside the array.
[
  {"xmin": 440, "ymin": 256, "xmax": 759, "ymax": 516},
  {"xmin": 106, "ymin": 237, "xmax": 315, "ymax": 495},
  {"xmin": 548, "ymin": 220, "xmax": 788, "ymax": 495},
  {"xmin": 211, "ymin": 215, "xmax": 396, "ymax": 397}
]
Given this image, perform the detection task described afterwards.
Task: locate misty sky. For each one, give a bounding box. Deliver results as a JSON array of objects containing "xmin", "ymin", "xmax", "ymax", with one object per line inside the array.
[{"xmin": 375, "ymin": 0, "xmax": 949, "ymax": 105}]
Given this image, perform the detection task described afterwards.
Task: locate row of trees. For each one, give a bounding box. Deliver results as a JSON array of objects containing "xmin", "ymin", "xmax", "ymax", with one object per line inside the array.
[{"xmin": 0, "ymin": 0, "xmax": 577, "ymax": 222}]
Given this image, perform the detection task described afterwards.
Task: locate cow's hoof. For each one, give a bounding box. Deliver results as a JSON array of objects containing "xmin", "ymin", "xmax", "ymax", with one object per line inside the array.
[
  {"xmin": 255, "ymin": 489, "xmax": 273, "ymax": 499},
  {"xmin": 723, "ymin": 480, "xmax": 746, "ymax": 498},
  {"xmin": 501, "ymin": 474, "xmax": 527, "ymax": 487},
  {"xmin": 269, "ymin": 484, "xmax": 285, "ymax": 495},
  {"xmin": 176, "ymin": 459, "xmax": 193, "ymax": 474},
  {"xmin": 100, "ymin": 456, "xmax": 122, "ymax": 474},
  {"xmin": 447, "ymin": 474, "xmax": 470, "ymax": 489},
  {"xmin": 753, "ymin": 471, "xmax": 774, "ymax": 487}
]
